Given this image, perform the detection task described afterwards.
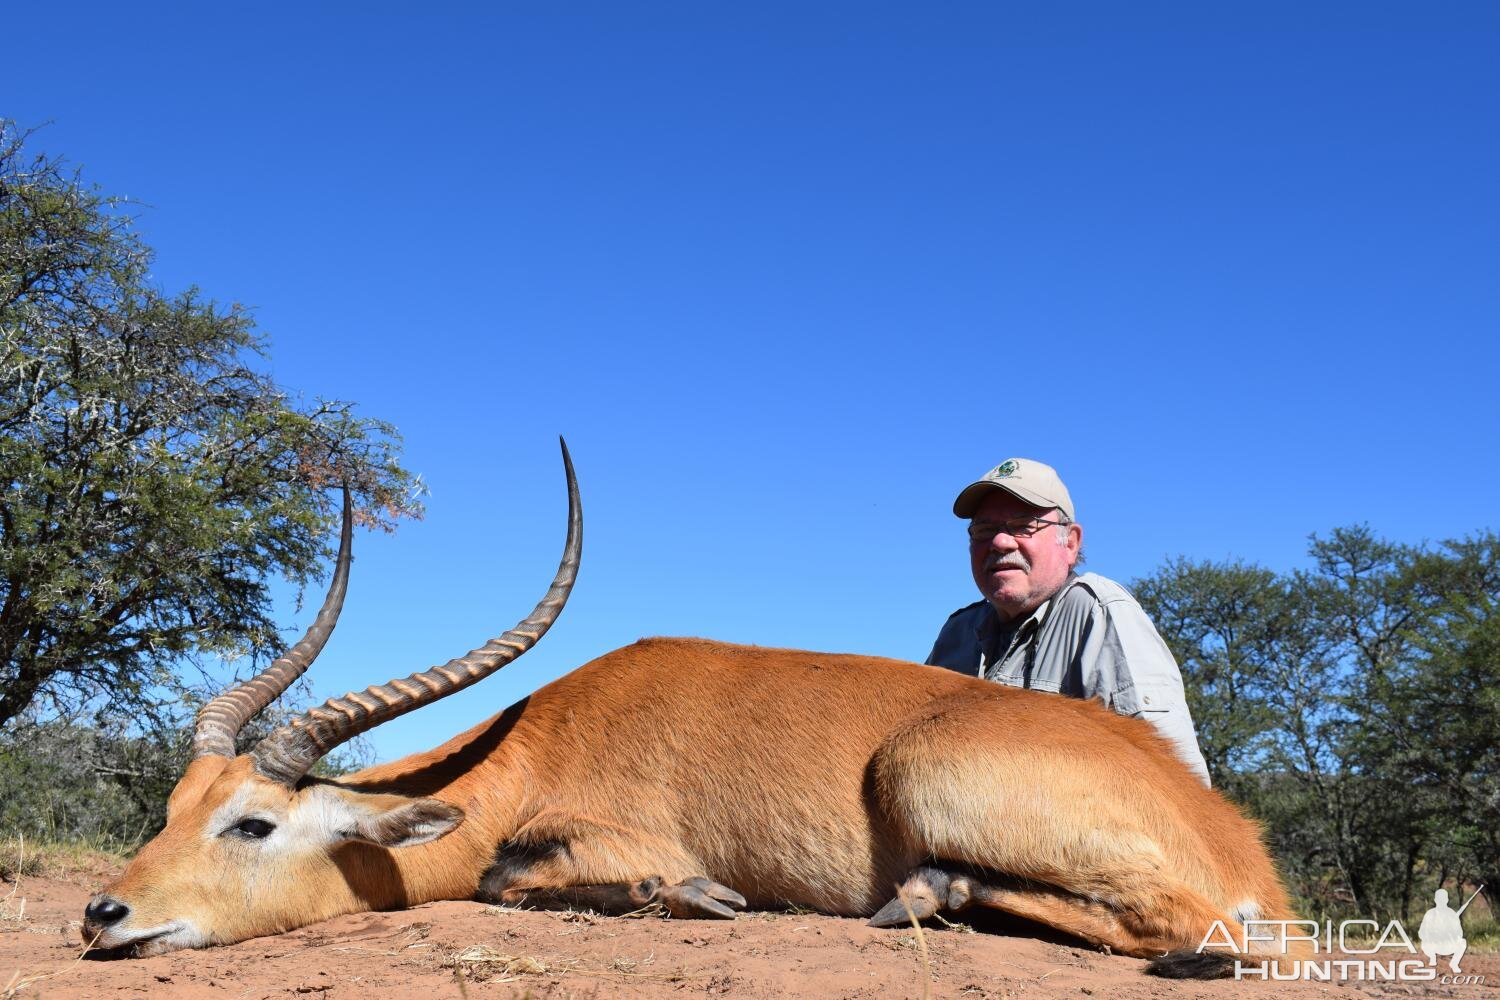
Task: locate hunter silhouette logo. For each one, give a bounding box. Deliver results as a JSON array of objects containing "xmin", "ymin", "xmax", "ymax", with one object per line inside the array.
[{"xmin": 1420, "ymin": 886, "xmax": 1482, "ymax": 973}]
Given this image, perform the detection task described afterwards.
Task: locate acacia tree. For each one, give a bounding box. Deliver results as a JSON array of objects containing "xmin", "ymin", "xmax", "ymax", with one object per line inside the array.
[
  {"xmin": 1131, "ymin": 557, "xmax": 1287, "ymax": 789},
  {"xmin": 1133, "ymin": 557, "xmax": 1360, "ymax": 912},
  {"xmin": 1136, "ymin": 529, "xmax": 1499, "ymax": 923},
  {"xmin": 0, "ymin": 121, "xmax": 423, "ymax": 732},
  {"xmin": 1346, "ymin": 533, "xmax": 1500, "ymax": 911}
]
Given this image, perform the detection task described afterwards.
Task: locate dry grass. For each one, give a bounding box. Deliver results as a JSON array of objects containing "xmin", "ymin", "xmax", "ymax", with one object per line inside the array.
[
  {"xmin": 442, "ymin": 940, "xmax": 701, "ymax": 989},
  {"xmin": 0, "ymin": 836, "xmax": 30, "ymax": 931},
  {"xmin": 0, "ymin": 855, "xmax": 39, "ymax": 886},
  {"xmin": 0, "ymin": 834, "xmax": 126, "ymax": 884},
  {"xmin": 445, "ymin": 944, "xmax": 555, "ymax": 982},
  {"xmin": 0, "ymin": 886, "xmax": 24, "ymax": 930},
  {"xmin": 2, "ymin": 966, "xmax": 50, "ymax": 1000},
  {"xmin": 2, "ymin": 834, "xmax": 117, "ymax": 998},
  {"xmin": 1, "ymin": 926, "xmax": 101, "ymax": 1000},
  {"xmin": 1463, "ymin": 912, "xmax": 1500, "ymax": 953},
  {"xmin": 898, "ymin": 888, "xmax": 934, "ymax": 1000}
]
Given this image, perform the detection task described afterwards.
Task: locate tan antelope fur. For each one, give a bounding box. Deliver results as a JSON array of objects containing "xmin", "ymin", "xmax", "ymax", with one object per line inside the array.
[{"xmin": 84, "ymin": 442, "xmax": 1299, "ymax": 975}]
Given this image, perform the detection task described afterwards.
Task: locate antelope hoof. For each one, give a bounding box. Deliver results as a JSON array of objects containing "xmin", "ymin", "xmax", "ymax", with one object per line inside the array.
[{"xmin": 658, "ymin": 877, "xmax": 746, "ymax": 919}]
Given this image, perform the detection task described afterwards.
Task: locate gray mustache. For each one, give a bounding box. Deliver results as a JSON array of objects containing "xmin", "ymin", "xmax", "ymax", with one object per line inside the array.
[{"xmin": 985, "ymin": 556, "xmax": 1029, "ymax": 572}]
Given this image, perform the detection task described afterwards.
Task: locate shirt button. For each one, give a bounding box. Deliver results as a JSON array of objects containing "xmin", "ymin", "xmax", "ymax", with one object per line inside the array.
[{"xmin": 1143, "ymin": 695, "xmax": 1153, "ymax": 705}]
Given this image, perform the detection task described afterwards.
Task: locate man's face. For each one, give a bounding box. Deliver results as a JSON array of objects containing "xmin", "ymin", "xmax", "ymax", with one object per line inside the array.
[{"xmin": 968, "ymin": 490, "xmax": 1083, "ymax": 621}]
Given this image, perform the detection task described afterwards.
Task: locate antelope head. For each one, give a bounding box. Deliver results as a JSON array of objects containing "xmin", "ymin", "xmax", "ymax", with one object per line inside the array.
[{"xmin": 82, "ymin": 442, "xmax": 581, "ymax": 955}]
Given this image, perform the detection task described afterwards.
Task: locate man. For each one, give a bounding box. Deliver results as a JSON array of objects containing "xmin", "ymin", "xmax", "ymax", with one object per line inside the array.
[{"xmin": 927, "ymin": 458, "xmax": 1211, "ymax": 784}]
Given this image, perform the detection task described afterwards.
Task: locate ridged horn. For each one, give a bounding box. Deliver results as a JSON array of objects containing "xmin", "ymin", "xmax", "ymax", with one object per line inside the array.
[
  {"xmin": 250, "ymin": 437, "xmax": 582, "ymax": 786},
  {"xmin": 192, "ymin": 486, "xmax": 354, "ymax": 760}
]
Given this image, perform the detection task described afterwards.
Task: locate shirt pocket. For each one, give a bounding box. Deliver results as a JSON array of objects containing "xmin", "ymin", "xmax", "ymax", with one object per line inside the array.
[{"xmin": 1129, "ymin": 678, "xmax": 1179, "ymax": 715}]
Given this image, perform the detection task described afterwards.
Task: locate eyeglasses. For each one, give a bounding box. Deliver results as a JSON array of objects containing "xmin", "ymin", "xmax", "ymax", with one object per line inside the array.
[{"xmin": 967, "ymin": 517, "xmax": 1071, "ymax": 543}]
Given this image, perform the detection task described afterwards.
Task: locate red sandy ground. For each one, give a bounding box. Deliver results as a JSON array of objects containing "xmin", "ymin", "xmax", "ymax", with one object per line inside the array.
[{"xmin": 3, "ymin": 868, "xmax": 1495, "ymax": 999}]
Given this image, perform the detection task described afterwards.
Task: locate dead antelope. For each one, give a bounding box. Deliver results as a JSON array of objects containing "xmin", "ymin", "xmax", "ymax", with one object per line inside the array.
[{"xmin": 84, "ymin": 441, "xmax": 1297, "ymax": 976}]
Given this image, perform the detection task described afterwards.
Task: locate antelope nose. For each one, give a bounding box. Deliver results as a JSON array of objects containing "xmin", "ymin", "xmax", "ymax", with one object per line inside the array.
[{"xmin": 85, "ymin": 895, "xmax": 129, "ymax": 926}]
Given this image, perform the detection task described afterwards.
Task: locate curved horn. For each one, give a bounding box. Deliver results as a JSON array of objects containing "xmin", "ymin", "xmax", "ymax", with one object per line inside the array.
[
  {"xmin": 193, "ymin": 486, "xmax": 354, "ymax": 760},
  {"xmin": 250, "ymin": 437, "xmax": 582, "ymax": 786}
]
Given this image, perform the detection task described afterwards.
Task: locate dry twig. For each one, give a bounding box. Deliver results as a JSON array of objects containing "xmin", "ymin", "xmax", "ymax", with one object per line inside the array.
[{"xmin": 898, "ymin": 888, "xmax": 934, "ymax": 1000}]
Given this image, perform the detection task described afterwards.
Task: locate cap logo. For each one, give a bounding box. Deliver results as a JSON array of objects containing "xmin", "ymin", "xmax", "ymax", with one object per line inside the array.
[{"xmin": 992, "ymin": 460, "xmax": 1019, "ymax": 479}]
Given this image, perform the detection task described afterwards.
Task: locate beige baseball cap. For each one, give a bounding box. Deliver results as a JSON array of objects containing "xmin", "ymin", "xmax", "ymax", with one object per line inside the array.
[{"xmin": 952, "ymin": 458, "xmax": 1075, "ymax": 521}]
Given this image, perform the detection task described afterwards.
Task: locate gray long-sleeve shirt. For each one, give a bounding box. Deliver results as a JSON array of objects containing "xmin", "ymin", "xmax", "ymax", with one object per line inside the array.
[{"xmin": 926, "ymin": 572, "xmax": 1211, "ymax": 785}]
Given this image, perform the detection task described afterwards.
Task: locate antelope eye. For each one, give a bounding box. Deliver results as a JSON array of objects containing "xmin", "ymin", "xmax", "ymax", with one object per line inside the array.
[{"xmin": 231, "ymin": 818, "xmax": 276, "ymax": 839}]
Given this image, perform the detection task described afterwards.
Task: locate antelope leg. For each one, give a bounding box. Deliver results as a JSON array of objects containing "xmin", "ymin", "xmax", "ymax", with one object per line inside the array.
[{"xmin": 496, "ymin": 875, "xmax": 745, "ymax": 919}]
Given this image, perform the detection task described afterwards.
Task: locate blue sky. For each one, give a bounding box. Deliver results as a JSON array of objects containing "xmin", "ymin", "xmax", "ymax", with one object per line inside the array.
[{"xmin": 10, "ymin": 3, "xmax": 1498, "ymax": 761}]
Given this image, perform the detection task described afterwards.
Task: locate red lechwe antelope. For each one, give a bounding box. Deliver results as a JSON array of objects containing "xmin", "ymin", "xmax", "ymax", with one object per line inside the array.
[{"xmin": 83, "ymin": 441, "xmax": 1297, "ymax": 976}]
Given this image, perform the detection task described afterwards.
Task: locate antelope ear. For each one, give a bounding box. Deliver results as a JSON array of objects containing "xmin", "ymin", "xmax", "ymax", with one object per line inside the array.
[{"xmin": 346, "ymin": 796, "xmax": 466, "ymax": 848}]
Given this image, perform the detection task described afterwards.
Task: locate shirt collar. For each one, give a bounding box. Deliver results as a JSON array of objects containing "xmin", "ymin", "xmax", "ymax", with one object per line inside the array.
[{"xmin": 974, "ymin": 572, "xmax": 1080, "ymax": 644}]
